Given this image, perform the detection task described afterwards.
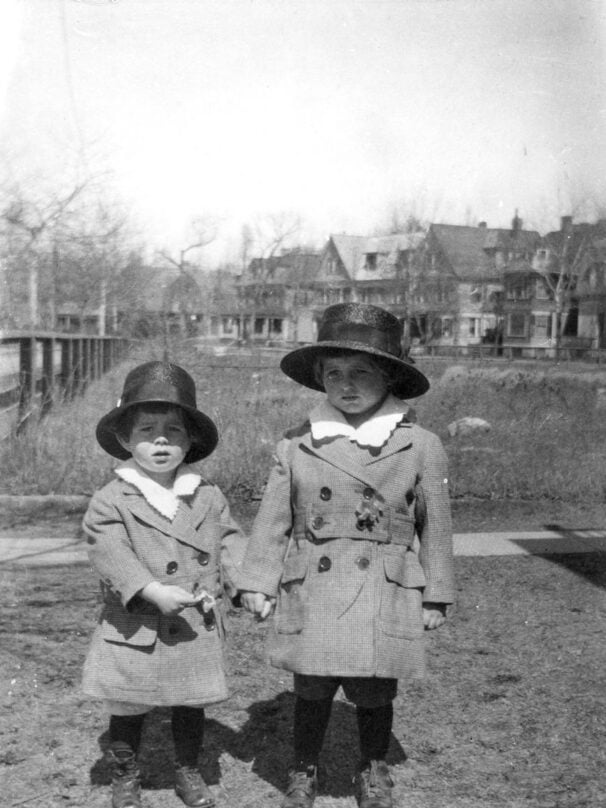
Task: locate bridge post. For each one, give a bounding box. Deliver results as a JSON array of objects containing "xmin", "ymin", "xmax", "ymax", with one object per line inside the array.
[
  {"xmin": 18, "ymin": 336, "xmax": 36, "ymax": 430},
  {"xmin": 41, "ymin": 337, "xmax": 55, "ymax": 415}
]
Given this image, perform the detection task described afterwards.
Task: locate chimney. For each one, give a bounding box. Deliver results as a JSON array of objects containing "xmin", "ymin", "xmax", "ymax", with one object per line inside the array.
[
  {"xmin": 478, "ymin": 221, "xmax": 487, "ymax": 229},
  {"xmin": 561, "ymin": 215, "xmax": 573, "ymax": 234},
  {"xmin": 511, "ymin": 210, "xmax": 522, "ymax": 233}
]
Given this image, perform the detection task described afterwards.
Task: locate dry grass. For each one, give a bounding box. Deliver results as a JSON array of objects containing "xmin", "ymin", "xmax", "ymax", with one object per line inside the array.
[{"xmin": 2, "ymin": 342, "xmax": 606, "ymax": 507}]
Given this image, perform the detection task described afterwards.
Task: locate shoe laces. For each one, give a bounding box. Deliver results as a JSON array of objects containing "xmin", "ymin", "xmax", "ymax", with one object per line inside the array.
[
  {"xmin": 286, "ymin": 766, "xmax": 317, "ymax": 797},
  {"xmin": 177, "ymin": 765, "xmax": 202, "ymax": 785},
  {"xmin": 358, "ymin": 761, "xmax": 392, "ymax": 797}
]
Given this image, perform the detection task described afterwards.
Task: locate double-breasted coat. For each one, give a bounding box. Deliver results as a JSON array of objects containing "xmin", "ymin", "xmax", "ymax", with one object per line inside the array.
[
  {"xmin": 82, "ymin": 477, "xmax": 245, "ymax": 706},
  {"xmin": 239, "ymin": 417, "xmax": 454, "ymax": 680}
]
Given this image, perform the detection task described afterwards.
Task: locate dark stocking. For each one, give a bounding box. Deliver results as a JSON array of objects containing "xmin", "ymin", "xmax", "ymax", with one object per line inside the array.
[
  {"xmin": 356, "ymin": 702, "xmax": 393, "ymax": 767},
  {"xmin": 292, "ymin": 696, "xmax": 333, "ymax": 770},
  {"xmin": 171, "ymin": 706, "xmax": 205, "ymax": 768},
  {"xmin": 109, "ymin": 713, "xmax": 146, "ymax": 754}
]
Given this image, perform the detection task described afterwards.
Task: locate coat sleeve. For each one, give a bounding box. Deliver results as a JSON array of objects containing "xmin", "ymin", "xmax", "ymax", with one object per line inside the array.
[
  {"xmin": 414, "ymin": 430, "xmax": 455, "ymax": 605},
  {"xmin": 237, "ymin": 438, "xmax": 294, "ymax": 597},
  {"xmin": 214, "ymin": 486, "xmax": 248, "ymax": 599},
  {"xmin": 83, "ymin": 488, "xmax": 156, "ymax": 608}
]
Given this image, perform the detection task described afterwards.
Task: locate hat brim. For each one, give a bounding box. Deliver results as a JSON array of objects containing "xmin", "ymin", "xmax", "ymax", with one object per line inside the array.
[
  {"xmin": 280, "ymin": 341, "xmax": 429, "ymax": 399},
  {"xmin": 96, "ymin": 402, "xmax": 219, "ymax": 463}
]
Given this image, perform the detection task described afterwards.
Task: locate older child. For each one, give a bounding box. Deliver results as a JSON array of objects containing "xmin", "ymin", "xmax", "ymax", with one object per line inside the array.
[
  {"xmin": 240, "ymin": 303, "xmax": 454, "ymax": 808},
  {"xmin": 82, "ymin": 361, "xmax": 245, "ymax": 808}
]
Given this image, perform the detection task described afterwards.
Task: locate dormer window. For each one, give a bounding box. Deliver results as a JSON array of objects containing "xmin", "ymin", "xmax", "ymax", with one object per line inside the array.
[{"xmin": 365, "ymin": 253, "xmax": 377, "ymax": 270}]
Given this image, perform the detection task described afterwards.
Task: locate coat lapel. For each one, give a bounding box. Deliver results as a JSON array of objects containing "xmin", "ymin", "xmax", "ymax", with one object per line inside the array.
[
  {"xmin": 120, "ymin": 484, "xmax": 212, "ymax": 549},
  {"xmin": 300, "ymin": 422, "xmax": 413, "ymax": 484}
]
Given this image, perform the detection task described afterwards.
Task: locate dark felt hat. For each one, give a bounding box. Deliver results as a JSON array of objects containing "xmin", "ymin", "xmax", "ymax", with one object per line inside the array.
[
  {"xmin": 280, "ymin": 303, "xmax": 429, "ymax": 399},
  {"xmin": 95, "ymin": 361, "xmax": 218, "ymax": 463}
]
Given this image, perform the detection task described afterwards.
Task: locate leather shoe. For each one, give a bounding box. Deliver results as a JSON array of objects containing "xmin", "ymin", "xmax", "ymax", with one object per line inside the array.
[
  {"xmin": 174, "ymin": 765, "xmax": 215, "ymax": 807},
  {"xmin": 282, "ymin": 765, "xmax": 318, "ymax": 808},
  {"xmin": 354, "ymin": 760, "xmax": 393, "ymax": 808}
]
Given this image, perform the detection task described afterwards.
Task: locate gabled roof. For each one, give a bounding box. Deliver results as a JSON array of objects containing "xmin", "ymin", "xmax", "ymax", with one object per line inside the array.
[
  {"xmin": 543, "ymin": 221, "xmax": 606, "ymax": 270},
  {"xmin": 328, "ymin": 232, "xmax": 422, "ymax": 281},
  {"xmin": 244, "ymin": 251, "xmax": 321, "ymax": 287},
  {"xmin": 429, "ymin": 223, "xmax": 541, "ymax": 281}
]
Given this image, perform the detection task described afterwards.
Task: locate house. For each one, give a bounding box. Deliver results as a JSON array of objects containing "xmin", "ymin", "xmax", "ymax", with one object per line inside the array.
[
  {"xmin": 290, "ymin": 232, "xmax": 422, "ymax": 343},
  {"xmin": 568, "ymin": 220, "xmax": 606, "ymax": 352},
  {"xmin": 502, "ymin": 216, "xmax": 606, "ymax": 357},
  {"xmin": 117, "ymin": 263, "xmax": 240, "ymax": 341},
  {"xmin": 418, "ymin": 215, "xmax": 541, "ymax": 352},
  {"xmin": 236, "ymin": 249, "xmax": 322, "ymax": 343}
]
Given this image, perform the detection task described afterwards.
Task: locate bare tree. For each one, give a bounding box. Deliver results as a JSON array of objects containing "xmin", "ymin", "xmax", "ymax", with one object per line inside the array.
[
  {"xmin": 0, "ymin": 180, "xmax": 87, "ymax": 327},
  {"xmin": 155, "ymin": 216, "xmax": 218, "ymax": 338},
  {"xmin": 238, "ymin": 212, "xmax": 302, "ymax": 342},
  {"xmin": 533, "ymin": 219, "xmax": 590, "ymax": 355}
]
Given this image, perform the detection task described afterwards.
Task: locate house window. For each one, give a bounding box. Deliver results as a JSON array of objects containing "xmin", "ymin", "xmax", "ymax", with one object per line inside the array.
[
  {"xmin": 365, "ymin": 253, "xmax": 377, "ymax": 270},
  {"xmin": 507, "ymin": 313, "xmax": 527, "ymax": 337},
  {"xmin": 535, "ymin": 279, "xmax": 550, "ymax": 299},
  {"xmin": 563, "ymin": 306, "xmax": 579, "ymax": 336},
  {"xmin": 210, "ymin": 316, "xmax": 219, "ymax": 336},
  {"xmin": 254, "ymin": 318, "xmax": 265, "ymax": 335},
  {"xmin": 222, "ymin": 317, "xmax": 235, "ymax": 335},
  {"xmin": 533, "ymin": 314, "xmax": 552, "ymax": 338},
  {"xmin": 468, "ymin": 317, "xmax": 481, "ymax": 337},
  {"xmin": 507, "ymin": 279, "xmax": 531, "ymax": 300},
  {"xmin": 270, "ymin": 318, "xmax": 283, "ymax": 335},
  {"xmin": 442, "ymin": 318, "xmax": 452, "ymax": 338}
]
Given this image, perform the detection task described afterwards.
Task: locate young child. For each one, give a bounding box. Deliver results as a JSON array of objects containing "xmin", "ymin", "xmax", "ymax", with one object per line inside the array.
[
  {"xmin": 240, "ymin": 303, "xmax": 454, "ymax": 808},
  {"xmin": 82, "ymin": 361, "xmax": 246, "ymax": 808}
]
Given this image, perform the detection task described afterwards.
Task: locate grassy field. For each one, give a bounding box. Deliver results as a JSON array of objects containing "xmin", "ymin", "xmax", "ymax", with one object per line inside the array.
[
  {"xmin": 2, "ymin": 339, "xmax": 606, "ymax": 508},
  {"xmin": 1, "ymin": 550, "xmax": 605, "ymax": 808}
]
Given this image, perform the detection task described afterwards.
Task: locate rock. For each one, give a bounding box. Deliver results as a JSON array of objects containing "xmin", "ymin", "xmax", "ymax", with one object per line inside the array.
[{"xmin": 448, "ymin": 417, "xmax": 492, "ymax": 437}]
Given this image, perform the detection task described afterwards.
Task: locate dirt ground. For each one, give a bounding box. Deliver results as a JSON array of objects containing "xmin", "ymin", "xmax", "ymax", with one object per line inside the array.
[{"xmin": 1, "ymin": 499, "xmax": 605, "ymax": 807}]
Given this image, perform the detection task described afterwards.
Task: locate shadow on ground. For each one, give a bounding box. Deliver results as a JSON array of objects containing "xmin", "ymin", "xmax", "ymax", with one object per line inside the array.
[{"xmin": 90, "ymin": 691, "xmax": 406, "ymax": 798}]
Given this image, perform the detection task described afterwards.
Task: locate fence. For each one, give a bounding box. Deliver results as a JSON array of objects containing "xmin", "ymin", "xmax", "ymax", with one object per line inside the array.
[
  {"xmin": 413, "ymin": 344, "xmax": 606, "ymax": 363},
  {"xmin": 0, "ymin": 331, "xmax": 130, "ymax": 436}
]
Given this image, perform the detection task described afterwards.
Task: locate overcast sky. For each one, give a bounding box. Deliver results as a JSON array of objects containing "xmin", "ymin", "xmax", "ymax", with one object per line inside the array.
[{"xmin": 1, "ymin": 0, "xmax": 605, "ymax": 264}]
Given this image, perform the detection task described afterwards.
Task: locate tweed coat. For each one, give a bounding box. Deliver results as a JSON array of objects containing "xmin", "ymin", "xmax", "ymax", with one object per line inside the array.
[
  {"xmin": 239, "ymin": 417, "xmax": 454, "ymax": 680},
  {"xmin": 82, "ymin": 476, "xmax": 246, "ymax": 706}
]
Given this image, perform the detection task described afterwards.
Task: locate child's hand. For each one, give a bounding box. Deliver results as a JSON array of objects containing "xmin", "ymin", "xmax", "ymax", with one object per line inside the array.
[
  {"xmin": 240, "ymin": 591, "xmax": 275, "ymax": 621},
  {"xmin": 191, "ymin": 589, "xmax": 216, "ymax": 613},
  {"xmin": 140, "ymin": 582, "xmax": 200, "ymax": 616},
  {"xmin": 423, "ymin": 602, "xmax": 447, "ymax": 630}
]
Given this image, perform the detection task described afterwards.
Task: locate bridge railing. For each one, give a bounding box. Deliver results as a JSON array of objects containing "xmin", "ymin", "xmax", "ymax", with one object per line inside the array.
[{"xmin": 0, "ymin": 331, "xmax": 130, "ymax": 434}]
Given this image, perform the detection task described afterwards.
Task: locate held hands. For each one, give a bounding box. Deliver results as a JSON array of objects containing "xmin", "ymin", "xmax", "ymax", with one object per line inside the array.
[
  {"xmin": 240, "ymin": 591, "xmax": 276, "ymax": 621},
  {"xmin": 423, "ymin": 602, "xmax": 447, "ymax": 630},
  {"xmin": 140, "ymin": 581, "xmax": 215, "ymax": 616}
]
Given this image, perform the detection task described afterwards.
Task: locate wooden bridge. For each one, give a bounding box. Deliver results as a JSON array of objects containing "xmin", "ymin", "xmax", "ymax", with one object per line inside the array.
[{"xmin": 0, "ymin": 332, "xmax": 130, "ymax": 437}]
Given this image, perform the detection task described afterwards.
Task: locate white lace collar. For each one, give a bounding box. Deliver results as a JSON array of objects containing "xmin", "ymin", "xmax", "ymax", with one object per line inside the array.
[
  {"xmin": 309, "ymin": 394, "xmax": 410, "ymax": 448},
  {"xmin": 115, "ymin": 458, "xmax": 202, "ymax": 521}
]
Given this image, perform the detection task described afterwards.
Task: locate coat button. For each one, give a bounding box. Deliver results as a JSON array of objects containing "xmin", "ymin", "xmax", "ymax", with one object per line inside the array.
[
  {"xmin": 168, "ymin": 625, "xmax": 179, "ymax": 636},
  {"xmin": 318, "ymin": 555, "xmax": 331, "ymax": 572},
  {"xmin": 197, "ymin": 552, "xmax": 210, "ymax": 566},
  {"xmin": 166, "ymin": 561, "xmax": 178, "ymax": 575},
  {"xmin": 312, "ymin": 516, "xmax": 324, "ymax": 530},
  {"xmin": 356, "ymin": 556, "xmax": 370, "ymax": 570},
  {"xmin": 320, "ymin": 487, "xmax": 332, "ymax": 501},
  {"xmin": 363, "ymin": 487, "xmax": 374, "ymax": 500}
]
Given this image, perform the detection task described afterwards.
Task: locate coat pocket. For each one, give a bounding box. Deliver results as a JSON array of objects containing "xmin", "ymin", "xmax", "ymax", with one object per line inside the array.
[
  {"xmin": 275, "ymin": 548, "xmax": 310, "ymax": 635},
  {"xmin": 379, "ymin": 550, "xmax": 426, "ymax": 639},
  {"xmin": 101, "ymin": 609, "xmax": 159, "ymax": 648}
]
